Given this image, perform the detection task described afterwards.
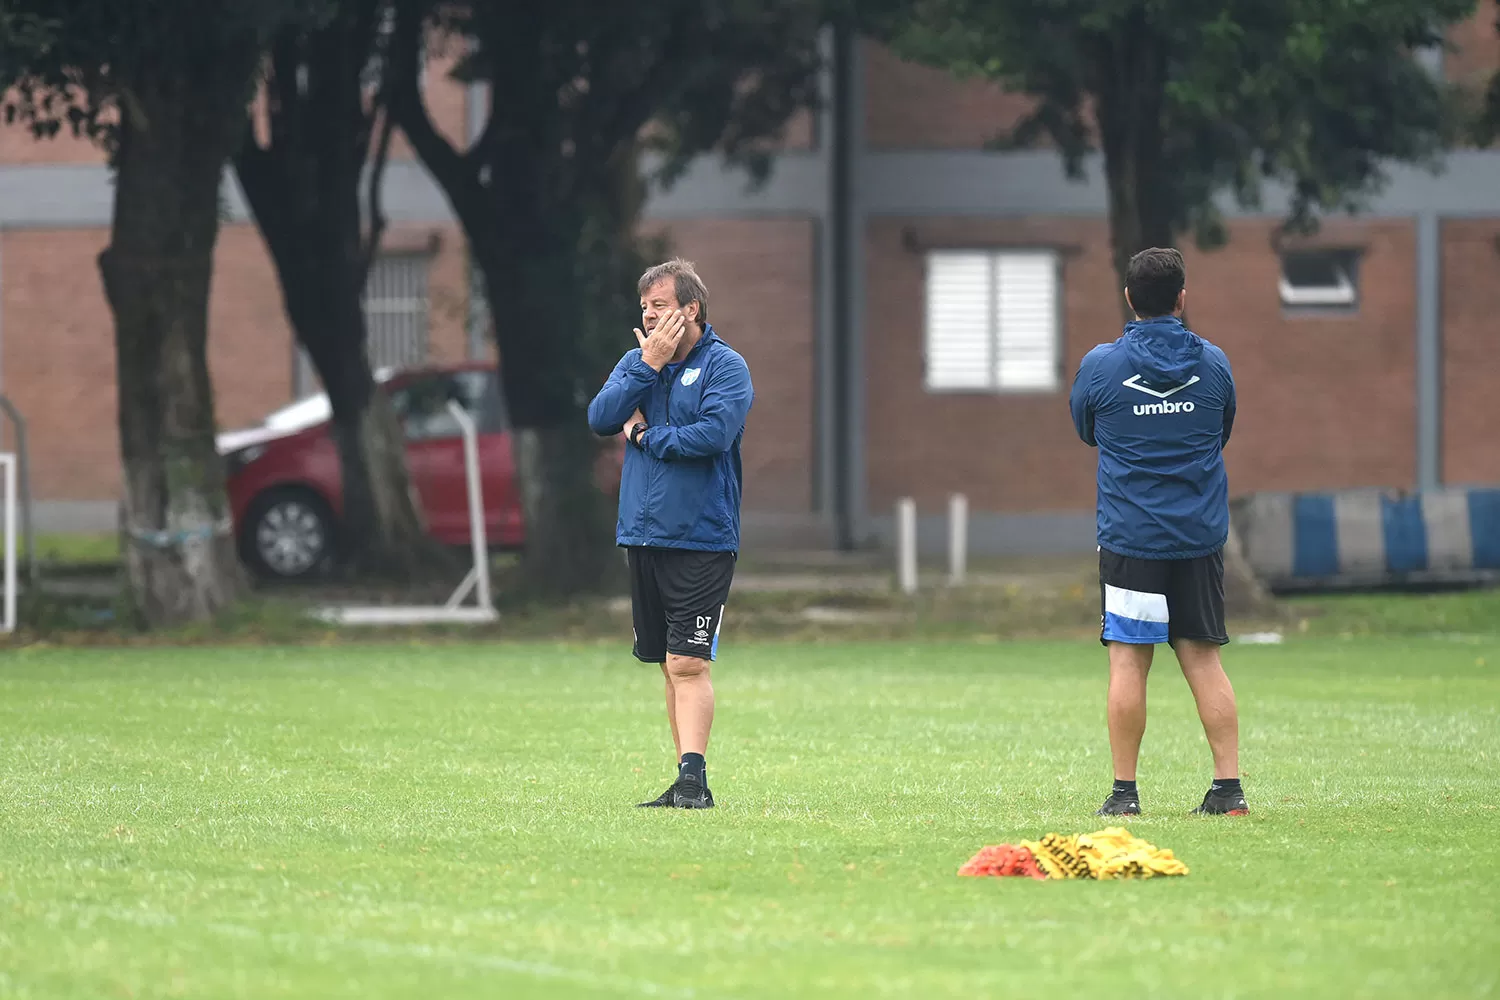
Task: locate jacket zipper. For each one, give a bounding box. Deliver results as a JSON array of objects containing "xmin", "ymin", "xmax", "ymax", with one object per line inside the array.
[{"xmin": 637, "ymin": 364, "xmax": 671, "ymax": 538}]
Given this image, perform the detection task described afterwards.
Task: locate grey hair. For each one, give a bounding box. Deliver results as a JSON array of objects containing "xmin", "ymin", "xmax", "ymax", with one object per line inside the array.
[{"xmin": 637, "ymin": 258, "xmax": 709, "ymax": 323}]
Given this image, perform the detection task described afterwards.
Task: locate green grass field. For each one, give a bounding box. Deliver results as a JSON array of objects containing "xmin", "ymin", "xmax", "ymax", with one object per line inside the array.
[{"xmin": 1, "ymin": 636, "xmax": 1497, "ymax": 998}]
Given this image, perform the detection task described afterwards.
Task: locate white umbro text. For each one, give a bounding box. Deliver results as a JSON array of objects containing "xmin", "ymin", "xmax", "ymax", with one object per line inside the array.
[{"xmin": 1133, "ymin": 400, "xmax": 1196, "ymax": 415}]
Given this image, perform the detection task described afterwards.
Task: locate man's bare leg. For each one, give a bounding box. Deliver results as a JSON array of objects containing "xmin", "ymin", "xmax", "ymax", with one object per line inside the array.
[
  {"xmin": 636, "ymin": 662, "xmax": 686, "ymax": 809},
  {"xmin": 1173, "ymin": 639, "xmax": 1239, "ymax": 779},
  {"xmin": 666, "ymin": 653, "xmax": 714, "ymax": 757},
  {"xmin": 666, "ymin": 653, "xmax": 715, "ymax": 807},
  {"xmin": 1107, "ymin": 641, "xmax": 1155, "ymax": 780},
  {"xmin": 661, "ymin": 664, "xmax": 682, "ymax": 761}
]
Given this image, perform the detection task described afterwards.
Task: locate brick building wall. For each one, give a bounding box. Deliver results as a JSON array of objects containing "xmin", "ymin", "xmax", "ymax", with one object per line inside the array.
[
  {"xmin": 642, "ymin": 219, "xmax": 817, "ymax": 514},
  {"xmin": 0, "ymin": 55, "xmax": 475, "ymax": 507},
  {"xmin": 1447, "ymin": 0, "xmax": 1500, "ymax": 99},
  {"xmin": 0, "ymin": 228, "xmax": 117, "ymax": 500},
  {"xmin": 0, "ymin": 221, "xmax": 468, "ymax": 502},
  {"xmin": 864, "ymin": 216, "xmax": 1106, "ymax": 513},
  {"xmin": 1442, "ymin": 218, "xmax": 1500, "ymax": 485},
  {"xmin": 1192, "ymin": 219, "xmax": 1420, "ymax": 494},
  {"xmin": 864, "ymin": 216, "xmax": 1426, "ymax": 514}
]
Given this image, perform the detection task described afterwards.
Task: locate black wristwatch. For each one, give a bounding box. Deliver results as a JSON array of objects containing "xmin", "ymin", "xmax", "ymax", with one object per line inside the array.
[{"xmin": 629, "ymin": 422, "xmax": 648, "ymax": 448}]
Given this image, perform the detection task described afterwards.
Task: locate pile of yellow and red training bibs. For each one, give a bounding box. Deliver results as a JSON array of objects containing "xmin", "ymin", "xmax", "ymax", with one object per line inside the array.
[{"xmin": 958, "ymin": 826, "xmax": 1189, "ymax": 881}]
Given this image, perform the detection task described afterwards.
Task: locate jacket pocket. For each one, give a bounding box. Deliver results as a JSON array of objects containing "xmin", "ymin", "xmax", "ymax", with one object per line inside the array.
[
  {"xmin": 618, "ymin": 449, "xmax": 647, "ymax": 534},
  {"xmin": 655, "ymin": 458, "xmax": 716, "ymax": 540},
  {"xmin": 713, "ymin": 472, "xmax": 737, "ymax": 539}
]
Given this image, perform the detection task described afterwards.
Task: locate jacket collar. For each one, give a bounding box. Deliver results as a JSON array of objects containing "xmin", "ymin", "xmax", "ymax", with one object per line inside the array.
[{"xmin": 670, "ymin": 324, "xmax": 717, "ymax": 367}]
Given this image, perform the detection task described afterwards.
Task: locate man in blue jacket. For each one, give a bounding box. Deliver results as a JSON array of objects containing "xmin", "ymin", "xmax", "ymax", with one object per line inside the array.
[
  {"xmin": 1070, "ymin": 247, "xmax": 1247, "ymax": 818},
  {"xmin": 587, "ymin": 258, "xmax": 754, "ymax": 810}
]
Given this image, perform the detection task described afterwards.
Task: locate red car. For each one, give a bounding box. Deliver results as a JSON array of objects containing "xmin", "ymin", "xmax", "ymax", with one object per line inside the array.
[{"xmin": 217, "ymin": 362, "xmax": 625, "ymax": 580}]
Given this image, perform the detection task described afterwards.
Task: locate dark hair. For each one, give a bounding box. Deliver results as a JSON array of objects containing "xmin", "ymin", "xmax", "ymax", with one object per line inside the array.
[
  {"xmin": 637, "ymin": 258, "xmax": 709, "ymax": 323},
  {"xmin": 1125, "ymin": 247, "xmax": 1185, "ymax": 318}
]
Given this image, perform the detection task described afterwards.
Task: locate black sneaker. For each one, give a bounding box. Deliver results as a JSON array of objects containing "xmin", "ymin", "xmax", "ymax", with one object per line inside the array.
[
  {"xmin": 1096, "ymin": 790, "xmax": 1141, "ymax": 816},
  {"xmin": 1192, "ymin": 785, "xmax": 1249, "ymax": 816},
  {"xmin": 671, "ymin": 775, "xmax": 715, "ymax": 809},
  {"xmin": 636, "ymin": 781, "xmax": 679, "ymax": 808}
]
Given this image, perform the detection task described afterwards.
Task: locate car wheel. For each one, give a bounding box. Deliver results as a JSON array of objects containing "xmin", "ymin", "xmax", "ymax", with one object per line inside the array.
[{"xmin": 243, "ymin": 488, "xmax": 335, "ymax": 581}]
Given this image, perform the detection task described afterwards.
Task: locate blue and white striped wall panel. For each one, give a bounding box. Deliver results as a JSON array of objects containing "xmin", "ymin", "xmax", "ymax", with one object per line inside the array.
[{"xmin": 1231, "ymin": 488, "xmax": 1500, "ymax": 589}]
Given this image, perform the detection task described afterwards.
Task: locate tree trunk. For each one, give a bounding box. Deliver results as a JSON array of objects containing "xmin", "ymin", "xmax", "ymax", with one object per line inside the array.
[
  {"xmin": 233, "ymin": 13, "xmax": 442, "ymax": 581},
  {"xmin": 476, "ymin": 233, "xmax": 624, "ymax": 598},
  {"xmin": 512, "ymin": 422, "xmax": 623, "ymax": 595},
  {"xmin": 386, "ymin": 2, "xmax": 625, "ymax": 598},
  {"xmin": 1092, "ymin": 15, "xmax": 1175, "ymax": 323},
  {"xmin": 300, "ymin": 300, "xmax": 446, "ymax": 579},
  {"xmin": 100, "ymin": 76, "xmax": 248, "ymax": 627},
  {"xmin": 272, "ymin": 241, "xmax": 444, "ymax": 579}
]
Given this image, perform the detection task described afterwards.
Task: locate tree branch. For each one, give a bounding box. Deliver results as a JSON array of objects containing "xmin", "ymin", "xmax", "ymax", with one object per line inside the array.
[
  {"xmin": 331, "ymin": 0, "xmax": 385, "ymax": 171},
  {"xmin": 268, "ymin": 29, "xmax": 302, "ymax": 156},
  {"xmin": 360, "ymin": 102, "xmax": 395, "ymax": 281},
  {"xmin": 580, "ymin": 12, "xmax": 693, "ymax": 167},
  {"xmin": 387, "ymin": 0, "xmax": 480, "ymax": 204},
  {"xmin": 232, "ymin": 114, "xmax": 297, "ymax": 264}
]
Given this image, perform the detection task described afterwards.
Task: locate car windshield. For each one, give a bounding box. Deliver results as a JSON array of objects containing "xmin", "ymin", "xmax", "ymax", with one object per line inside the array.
[{"xmin": 260, "ymin": 366, "xmax": 397, "ymax": 431}]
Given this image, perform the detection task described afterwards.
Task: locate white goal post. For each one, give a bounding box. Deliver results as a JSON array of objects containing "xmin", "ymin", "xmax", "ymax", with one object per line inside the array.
[
  {"xmin": 1, "ymin": 453, "xmax": 15, "ymax": 633},
  {"xmin": 312, "ymin": 400, "xmax": 498, "ymax": 626}
]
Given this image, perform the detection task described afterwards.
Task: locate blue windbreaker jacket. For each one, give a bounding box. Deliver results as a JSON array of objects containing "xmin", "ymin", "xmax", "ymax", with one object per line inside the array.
[
  {"xmin": 587, "ymin": 326, "xmax": 754, "ymax": 551},
  {"xmin": 1069, "ymin": 316, "xmax": 1236, "ymax": 560}
]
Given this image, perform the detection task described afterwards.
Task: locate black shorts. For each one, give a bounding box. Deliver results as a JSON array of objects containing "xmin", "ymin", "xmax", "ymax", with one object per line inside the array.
[
  {"xmin": 627, "ymin": 547, "xmax": 737, "ymax": 663},
  {"xmin": 1098, "ymin": 546, "xmax": 1228, "ymax": 646}
]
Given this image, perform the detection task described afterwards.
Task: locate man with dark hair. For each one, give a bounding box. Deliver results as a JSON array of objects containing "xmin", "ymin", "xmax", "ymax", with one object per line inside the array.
[
  {"xmin": 587, "ymin": 258, "xmax": 753, "ymax": 810},
  {"xmin": 1069, "ymin": 246, "xmax": 1247, "ymax": 818}
]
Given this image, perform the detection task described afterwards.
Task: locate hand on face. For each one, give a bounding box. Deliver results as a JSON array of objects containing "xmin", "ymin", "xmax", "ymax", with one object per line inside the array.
[{"xmin": 634, "ymin": 309, "xmax": 686, "ymax": 371}]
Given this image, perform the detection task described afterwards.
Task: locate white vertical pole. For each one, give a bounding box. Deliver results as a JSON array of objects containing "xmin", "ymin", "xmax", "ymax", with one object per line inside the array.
[
  {"xmin": 447, "ymin": 401, "xmax": 492, "ymax": 610},
  {"xmin": 896, "ymin": 497, "xmax": 917, "ymax": 595},
  {"xmin": 948, "ymin": 493, "xmax": 967, "ymax": 586},
  {"xmin": 2, "ymin": 454, "xmax": 15, "ymax": 633}
]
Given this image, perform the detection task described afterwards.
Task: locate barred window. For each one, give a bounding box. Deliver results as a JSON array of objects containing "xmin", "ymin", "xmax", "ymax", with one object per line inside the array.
[{"xmin": 363, "ymin": 252, "xmax": 431, "ymax": 370}]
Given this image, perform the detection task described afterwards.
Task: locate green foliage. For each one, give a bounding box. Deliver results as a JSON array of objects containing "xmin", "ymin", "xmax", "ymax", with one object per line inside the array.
[
  {"xmin": 0, "ymin": 0, "xmax": 333, "ymax": 151},
  {"xmin": 873, "ymin": 0, "xmax": 1476, "ymax": 248},
  {"xmin": 439, "ymin": 0, "xmax": 826, "ymax": 190}
]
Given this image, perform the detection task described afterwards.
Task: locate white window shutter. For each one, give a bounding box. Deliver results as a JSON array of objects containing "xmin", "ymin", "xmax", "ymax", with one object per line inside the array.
[
  {"xmin": 923, "ymin": 251, "xmax": 993, "ymax": 391},
  {"xmin": 994, "ymin": 252, "xmax": 1058, "ymax": 390}
]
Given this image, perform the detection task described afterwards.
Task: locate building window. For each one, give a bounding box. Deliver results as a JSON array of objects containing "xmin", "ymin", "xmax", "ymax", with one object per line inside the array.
[
  {"xmin": 1279, "ymin": 249, "xmax": 1359, "ymax": 311},
  {"xmin": 363, "ymin": 252, "xmax": 431, "ymax": 369},
  {"xmin": 923, "ymin": 249, "xmax": 1060, "ymax": 393}
]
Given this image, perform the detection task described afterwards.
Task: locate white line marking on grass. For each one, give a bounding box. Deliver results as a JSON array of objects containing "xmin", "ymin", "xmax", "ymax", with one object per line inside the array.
[{"xmin": 204, "ymin": 922, "xmax": 698, "ymax": 998}]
